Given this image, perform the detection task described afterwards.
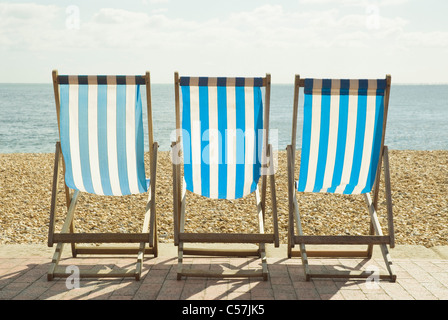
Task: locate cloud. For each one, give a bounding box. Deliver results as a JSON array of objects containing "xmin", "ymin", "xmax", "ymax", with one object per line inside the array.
[
  {"xmin": 298, "ymin": 0, "xmax": 409, "ymax": 6},
  {"xmin": 0, "ymin": 2, "xmax": 430, "ymax": 53},
  {"xmin": 142, "ymin": 0, "xmax": 169, "ymax": 4},
  {"xmin": 398, "ymin": 31, "xmax": 448, "ymax": 48},
  {"xmin": 0, "ymin": 2, "xmax": 446, "ymax": 83},
  {"xmin": 0, "ymin": 3, "xmax": 60, "ymax": 49}
]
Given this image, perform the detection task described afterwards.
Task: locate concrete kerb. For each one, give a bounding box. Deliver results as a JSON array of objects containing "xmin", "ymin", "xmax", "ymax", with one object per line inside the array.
[{"xmin": 1, "ymin": 243, "xmax": 447, "ymax": 259}]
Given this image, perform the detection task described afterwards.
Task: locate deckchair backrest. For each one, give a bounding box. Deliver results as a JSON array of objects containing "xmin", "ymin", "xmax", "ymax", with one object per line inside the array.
[
  {"xmin": 55, "ymin": 75, "xmax": 149, "ymax": 196},
  {"xmin": 178, "ymin": 76, "xmax": 268, "ymax": 200},
  {"xmin": 296, "ymin": 77, "xmax": 390, "ymax": 194}
]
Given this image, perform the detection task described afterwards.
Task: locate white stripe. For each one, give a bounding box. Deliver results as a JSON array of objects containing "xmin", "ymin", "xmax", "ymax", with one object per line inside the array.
[
  {"xmin": 107, "ymin": 85, "xmax": 121, "ymax": 196},
  {"xmin": 226, "ymin": 87, "xmax": 236, "ymax": 199},
  {"xmin": 304, "ymin": 92, "xmax": 322, "ymax": 192},
  {"xmin": 208, "ymin": 87, "xmax": 219, "ymax": 199},
  {"xmin": 189, "ymin": 86, "xmax": 202, "ymax": 195},
  {"xmin": 126, "ymin": 84, "xmax": 139, "ymax": 194},
  {"xmin": 352, "ymin": 94, "xmax": 377, "ymax": 194},
  {"xmin": 87, "ymin": 84, "xmax": 103, "ymax": 195},
  {"xmin": 68, "ymin": 84, "xmax": 85, "ymax": 192},
  {"xmin": 321, "ymin": 94, "xmax": 339, "ymax": 192},
  {"xmin": 335, "ymin": 91, "xmax": 358, "ymax": 194},
  {"xmin": 243, "ymin": 87, "xmax": 255, "ymax": 197}
]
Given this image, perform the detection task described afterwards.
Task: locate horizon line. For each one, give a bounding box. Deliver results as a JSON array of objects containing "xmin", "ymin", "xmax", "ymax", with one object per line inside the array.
[{"xmin": 1, "ymin": 82, "xmax": 448, "ymax": 86}]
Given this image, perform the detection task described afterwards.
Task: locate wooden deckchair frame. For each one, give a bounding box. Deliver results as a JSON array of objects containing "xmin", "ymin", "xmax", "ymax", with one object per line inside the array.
[
  {"xmin": 172, "ymin": 72, "xmax": 279, "ymax": 280},
  {"xmin": 47, "ymin": 70, "xmax": 158, "ymax": 281},
  {"xmin": 287, "ymin": 74, "xmax": 396, "ymax": 282}
]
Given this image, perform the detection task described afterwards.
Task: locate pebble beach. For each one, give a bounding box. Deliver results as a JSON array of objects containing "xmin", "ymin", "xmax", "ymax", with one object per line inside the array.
[{"xmin": 1, "ymin": 150, "xmax": 447, "ymax": 248}]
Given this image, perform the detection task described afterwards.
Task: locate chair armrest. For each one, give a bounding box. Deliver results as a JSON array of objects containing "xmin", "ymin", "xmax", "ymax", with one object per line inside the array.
[
  {"xmin": 148, "ymin": 141, "xmax": 158, "ymax": 248},
  {"xmin": 171, "ymin": 141, "xmax": 181, "ymax": 245},
  {"xmin": 286, "ymin": 144, "xmax": 296, "ymax": 249}
]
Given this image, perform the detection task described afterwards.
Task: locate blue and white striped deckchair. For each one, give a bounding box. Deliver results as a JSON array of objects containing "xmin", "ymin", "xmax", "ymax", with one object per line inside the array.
[
  {"xmin": 48, "ymin": 70, "xmax": 158, "ymax": 281},
  {"xmin": 172, "ymin": 72, "xmax": 279, "ymax": 280},
  {"xmin": 287, "ymin": 74, "xmax": 396, "ymax": 282}
]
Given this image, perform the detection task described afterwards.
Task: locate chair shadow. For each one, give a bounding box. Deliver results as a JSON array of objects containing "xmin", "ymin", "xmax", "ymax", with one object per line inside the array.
[
  {"xmin": 159, "ymin": 255, "xmax": 388, "ymax": 300},
  {"xmin": 0, "ymin": 253, "xmax": 389, "ymax": 300},
  {"xmin": 0, "ymin": 254, "xmax": 167, "ymax": 300}
]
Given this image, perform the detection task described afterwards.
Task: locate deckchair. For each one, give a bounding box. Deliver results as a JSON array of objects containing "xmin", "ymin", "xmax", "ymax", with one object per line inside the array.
[
  {"xmin": 287, "ymin": 75, "xmax": 396, "ymax": 282},
  {"xmin": 48, "ymin": 70, "xmax": 158, "ymax": 281},
  {"xmin": 172, "ymin": 72, "xmax": 279, "ymax": 280}
]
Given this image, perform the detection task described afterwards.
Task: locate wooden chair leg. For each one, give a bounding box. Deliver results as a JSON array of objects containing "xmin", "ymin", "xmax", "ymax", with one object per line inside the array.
[
  {"xmin": 365, "ymin": 193, "xmax": 396, "ymax": 282},
  {"xmin": 177, "ymin": 242, "xmax": 184, "ymax": 280},
  {"xmin": 177, "ymin": 180, "xmax": 187, "ymax": 280},
  {"xmin": 268, "ymin": 144, "xmax": 279, "ymax": 248},
  {"xmin": 171, "ymin": 141, "xmax": 180, "ymax": 246},
  {"xmin": 48, "ymin": 142, "xmax": 61, "ymax": 248},
  {"xmin": 292, "ymin": 194, "xmax": 311, "ymax": 281},
  {"xmin": 256, "ymin": 186, "xmax": 269, "ymax": 281},
  {"xmin": 47, "ymin": 190, "xmax": 80, "ymax": 280}
]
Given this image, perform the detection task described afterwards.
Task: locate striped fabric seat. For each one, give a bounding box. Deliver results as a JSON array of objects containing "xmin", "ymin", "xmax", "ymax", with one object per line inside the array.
[
  {"xmin": 180, "ymin": 77, "xmax": 264, "ymax": 199},
  {"xmin": 58, "ymin": 75, "xmax": 148, "ymax": 196},
  {"xmin": 297, "ymin": 78, "xmax": 386, "ymax": 195}
]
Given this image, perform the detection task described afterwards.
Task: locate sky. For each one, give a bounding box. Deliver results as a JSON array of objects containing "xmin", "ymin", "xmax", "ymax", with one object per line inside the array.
[{"xmin": 1, "ymin": 0, "xmax": 448, "ymax": 84}]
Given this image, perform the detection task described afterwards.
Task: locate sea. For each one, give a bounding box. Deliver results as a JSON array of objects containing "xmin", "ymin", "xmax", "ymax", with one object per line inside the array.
[{"xmin": 0, "ymin": 83, "xmax": 447, "ymax": 153}]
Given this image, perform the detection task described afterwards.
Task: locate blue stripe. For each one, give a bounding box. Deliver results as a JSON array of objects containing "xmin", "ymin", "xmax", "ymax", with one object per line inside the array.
[
  {"xmin": 327, "ymin": 83, "xmax": 349, "ymax": 193},
  {"xmin": 217, "ymin": 77, "xmax": 226, "ymax": 87},
  {"xmin": 253, "ymin": 78, "xmax": 263, "ymax": 87},
  {"xmin": 181, "ymin": 86, "xmax": 193, "ymax": 193},
  {"xmin": 235, "ymin": 78, "xmax": 245, "ymax": 87},
  {"xmin": 59, "ymin": 84, "xmax": 76, "ymax": 191},
  {"xmin": 376, "ymin": 79, "xmax": 387, "ymax": 95},
  {"xmin": 297, "ymin": 81, "xmax": 314, "ymax": 191},
  {"xmin": 361, "ymin": 91, "xmax": 384, "ymax": 193},
  {"xmin": 134, "ymin": 85, "xmax": 147, "ymax": 193},
  {"xmin": 252, "ymin": 87, "xmax": 263, "ymax": 193},
  {"xmin": 234, "ymin": 86, "xmax": 246, "ymax": 199},
  {"xmin": 313, "ymin": 80, "xmax": 331, "ymax": 192},
  {"xmin": 97, "ymin": 85, "xmax": 113, "ymax": 195},
  {"xmin": 77, "ymin": 85, "xmax": 94, "ymax": 194},
  {"xmin": 199, "ymin": 86, "xmax": 210, "ymax": 198},
  {"xmin": 198, "ymin": 77, "xmax": 208, "ymax": 86},
  {"xmin": 180, "ymin": 77, "xmax": 190, "ymax": 86},
  {"xmin": 303, "ymin": 78, "xmax": 314, "ymax": 95},
  {"xmin": 217, "ymin": 86, "xmax": 228, "ymax": 199},
  {"xmin": 116, "ymin": 85, "xmax": 131, "ymax": 195},
  {"xmin": 344, "ymin": 81, "xmax": 367, "ymax": 194}
]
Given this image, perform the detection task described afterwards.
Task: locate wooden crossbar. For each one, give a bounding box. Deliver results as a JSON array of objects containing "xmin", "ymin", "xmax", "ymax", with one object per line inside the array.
[
  {"xmin": 178, "ymin": 269, "xmax": 266, "ymax": 279},
  {"xmin": 182, "ymin": 247, "xmax": 260, "ymax": 257},
  {"xmin": 307, "ymin": 270, "xmax": 396, "ymax": 281},
  {"xmin": 52, "ymin": 233, "xmax": 151, "ymax": 244},
  {"xmin": 74, "ymin": 246, "xmax": 156, "ymax": 255},
  {"xmin": 53, "ymin": 266, "xmax": 137, "ymax": 279},
  {"xmin": 290, "ymin": 250, "xmax": 370, "ymax": 258},
  {"xmin": 293, "ymin": 235, "xmax": 390, "ymax": 245},
  {"xmin": 178, "ymin": 233, "xmax": 275, "ymax": 244},
  {"xmin": 57, "ymin": 75, "xmax": 147, "ymax": 85},
  {"xmin": 179, "ymin": 76, "xmax": 267, "ymax": 87}
]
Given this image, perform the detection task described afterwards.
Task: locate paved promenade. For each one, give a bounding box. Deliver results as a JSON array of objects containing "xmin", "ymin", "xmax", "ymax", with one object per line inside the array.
[{"xmin": 1, "ymin": 243, "xmax": 447, "ymax": 301}]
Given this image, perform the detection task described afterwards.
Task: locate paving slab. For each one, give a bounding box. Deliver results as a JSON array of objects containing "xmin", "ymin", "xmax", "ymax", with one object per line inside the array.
[{"xmin": 1, "ymin": 243, "xmax": 448, "ymax": 301}]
